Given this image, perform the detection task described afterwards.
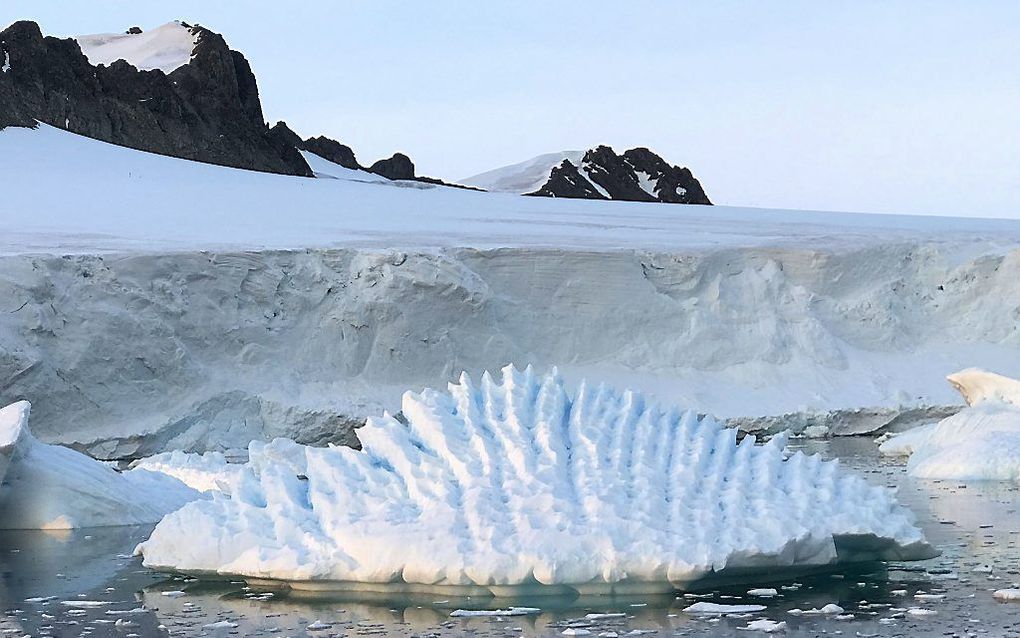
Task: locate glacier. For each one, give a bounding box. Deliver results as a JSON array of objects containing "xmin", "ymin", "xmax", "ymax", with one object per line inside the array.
[
  {"xmin": 4, "ymin": 124, "xmax": 1020, "ymax": 456},
  {"xmin": 881, "ymin": 369, "xmax": 1020, "ymax": 480},
  {"xmin": 136, "ymin": 366, "xmax": 935, "ymax": 595},
  {"xmin": 0, "ymin": 401, "xmax": 200, "ymax": 529}
]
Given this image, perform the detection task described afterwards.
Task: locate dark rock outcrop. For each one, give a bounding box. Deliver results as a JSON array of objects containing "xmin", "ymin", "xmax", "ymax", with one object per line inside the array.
[
  {"xmin": 0, "ymin": 20, "xmax": 312, "ymax": 177},
  {"xmin": 302, "ymin": 135, "xmax": 359, "ymax": 170},
  {"xmin": 531, "ymin": 160, "xmax": 608, "ymax": 199},
  {"xmin": 369, "ymin": 153, "xmax": 415, "ymax": 180},
  {"xmin": 528, "ymin": 145, "xmax": 711, "ymax": 205}
]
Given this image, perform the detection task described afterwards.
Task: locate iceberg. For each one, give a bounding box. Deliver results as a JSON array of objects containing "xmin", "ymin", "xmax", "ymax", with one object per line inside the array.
[
  {"xmin": 880, "ymin": 368, "xmax": 1020, "ymax": 480},
  {"xmin": 136, "ymin": 366, "xmax": 934, "ymax": 595},
  {"xmin": 0, "ymin": 401, "xmax": 200, "ymax": 529}
]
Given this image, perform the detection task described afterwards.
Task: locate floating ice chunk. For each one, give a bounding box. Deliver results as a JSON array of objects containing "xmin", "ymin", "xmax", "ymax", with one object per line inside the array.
[
  {"xmin": 787, "ymin": 604, "xmax": 843, "ymax": 615},
  {"xmin": 0, "ymin": 401, "xmax": 201, "ymax": 529},
  {"xmin": 747, "ymin": 588, "xmax": 779, "ymax": 597},
  {"xmin": 450, "ymin": 607, "xmax": 541, "ymax": 617},
  {"xmin": 947, "ymin": 368, "xmax": 1020, "ymax": 407},
  {"xmin": 881, "ymin": 370, "xmax": 1020, "ymax": 480},
  {"xmin": 685, "ymin": 602, "xmax": 766, "ymax": 614},
  {"xmin": 203, "ymin": 620, "xmax": 238, "ymax": 629},
  {"xmin": 994, "ymin": 588, "xmax": 1020, "ymax": 601},
  {"xmin": 906, "ymin": 607, "xmax": 937, "ymax": 616},
  {"xmin": 136, "ymin": 367, "xmax": 934, "ymax": 594},
  {"xmin": 740, "ymin": 619, "xmax": 787, "ymax": 632}
]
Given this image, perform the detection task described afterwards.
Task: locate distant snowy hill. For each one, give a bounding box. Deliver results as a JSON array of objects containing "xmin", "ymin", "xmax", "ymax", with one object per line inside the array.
[
  {"xmin": 461, "ymin": 150, "xmax": 584, "ymax": 194},
  {"xmin": 75, "ymin": 21, "xmax": 199, "ymax": 73},
  {"xmin": 463, "ymin": 146, "xmax": 712, "ymax": 205}
]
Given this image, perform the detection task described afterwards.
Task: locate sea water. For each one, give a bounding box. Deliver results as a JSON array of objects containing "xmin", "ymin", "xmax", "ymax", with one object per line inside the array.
[{"xmin": 2, "ymin": 438, "xmax": 1019, "ymax": 637}]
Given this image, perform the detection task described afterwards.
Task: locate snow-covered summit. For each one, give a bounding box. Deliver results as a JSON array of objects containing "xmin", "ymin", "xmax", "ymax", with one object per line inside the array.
[
  {"xmin": 462, "ymin": 145, "xmax": 712, "ymax": 205},
  {"xmin": 75, "ymin": 22, "xmax": 199, "ymax": 74},
  {"xmin": 137, "ymin": 365, "xmax": 934, "ymax": 594}
]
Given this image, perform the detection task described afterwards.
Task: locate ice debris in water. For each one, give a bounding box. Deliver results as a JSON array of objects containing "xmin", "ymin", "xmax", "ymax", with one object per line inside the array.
[
  {"xmin": 880, "ymin": 368, "xmax": 1020, "ymax": 480},
  {"xmin": 0, "ymin": 401, "xmax": 200, "ymax": 529},
  {"xmin": 137, "ymin": 365, "xmax": 934, "ymax": 595}
]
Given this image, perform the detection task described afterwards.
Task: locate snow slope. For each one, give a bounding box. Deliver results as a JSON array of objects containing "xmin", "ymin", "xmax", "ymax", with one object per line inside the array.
[
  {"xmin": 0, "ymin": 401, "xmax": 200, "ymax": 529},
  {"xmin": 3, "ymin": 124, "xmax": 1020, "ymax": 455},
  {"xmin": 75, "ymin": 22, "xmax": 199, "ymax": 74},
  {"xmin": 299, "ymin": 150, "xmax": 390, "ymax": 183},
  {"xmin": 460, "ymin": 151, "xmax": 584, "ymax": 193},
  {"xmin": 136, "ymin": 366, "xmax": 933, "ymax": 594},
  {"xmin": 881, "ymin": 369, "xmax": 1020, "ymax": 480}
]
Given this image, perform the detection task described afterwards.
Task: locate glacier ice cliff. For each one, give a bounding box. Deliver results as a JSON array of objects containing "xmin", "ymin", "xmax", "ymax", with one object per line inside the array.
[
  {"xmin": 136, "ymin": 366, "xmax": 935, "ymax": 595},
  {"xmin": 4, "ymin": 244, "xmax": 1020, "ymax": 458},
  {"xmin": 0, "ymin": 401, "xmax": 200, "ymax": 529}
]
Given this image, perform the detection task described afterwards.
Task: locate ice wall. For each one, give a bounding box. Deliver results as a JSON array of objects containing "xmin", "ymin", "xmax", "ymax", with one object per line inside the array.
[{"xmin": 2, "ymin": 243, "xmax": 1020, "ymax": 457}]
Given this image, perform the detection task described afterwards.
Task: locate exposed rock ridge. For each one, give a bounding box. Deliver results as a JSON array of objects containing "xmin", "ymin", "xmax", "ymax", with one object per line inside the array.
[
  {"xmin": 0, "ymin": 20, "xmax": 311, "ymax": 176},
  {"xmin": 529, "ymin": 145, "xmax": 711, "ymax": 205}
]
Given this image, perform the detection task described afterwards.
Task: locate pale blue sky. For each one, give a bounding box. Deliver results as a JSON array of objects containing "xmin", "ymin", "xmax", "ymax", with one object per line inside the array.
[{"xmin": 3, "ymin": 1, "xmax": 1018, "ymax": 217}]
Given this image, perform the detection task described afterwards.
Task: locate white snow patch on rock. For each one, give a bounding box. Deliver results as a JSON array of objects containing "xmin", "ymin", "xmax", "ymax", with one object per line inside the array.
[
  {"xmin": 136, "ymin": 366, "xmax": 933, "ymax": 594},
  {"xmin": 75, "ymin": 22, "xmax": 199, "ymax": 74},
  {"xmin": 0, "ymin": 401, "xmax": 201, "ymax": 529}
]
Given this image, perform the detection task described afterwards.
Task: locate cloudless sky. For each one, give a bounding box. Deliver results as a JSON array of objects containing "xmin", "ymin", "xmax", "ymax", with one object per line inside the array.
[{"xmin": 3, "ymin": 1, "xmax": 1019, "ymax": 217}]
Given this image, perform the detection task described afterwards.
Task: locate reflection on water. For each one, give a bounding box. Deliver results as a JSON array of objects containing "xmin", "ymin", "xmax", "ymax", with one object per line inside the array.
[{"xmin": 2, "ymin": 438, "xmax": 1020, "ymax": 636}]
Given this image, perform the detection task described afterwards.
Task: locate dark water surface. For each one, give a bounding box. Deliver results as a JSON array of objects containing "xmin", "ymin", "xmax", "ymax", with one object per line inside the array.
[{"xmin": 2, "ymin": 438, "xmax": 1020, "ymax": 636}]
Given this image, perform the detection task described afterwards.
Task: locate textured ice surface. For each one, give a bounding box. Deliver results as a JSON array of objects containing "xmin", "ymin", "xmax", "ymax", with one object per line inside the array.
[
  {"xmin": 0, "ymin": 401, "xmax": 199, "ymax": 529},
  {"xmin": 137, "ymin": 366, "xmax": 933, "ymax": 594},
  {"xmin": 130, "ymin": 450, "xmax": 244, "ymax": 493},
  {"xmin": 881, "ymin": 369, "xmax": 1020, "ymax": 480}
]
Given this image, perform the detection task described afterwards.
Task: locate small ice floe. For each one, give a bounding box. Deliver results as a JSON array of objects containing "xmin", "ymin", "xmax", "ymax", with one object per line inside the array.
[
  {"xmin": 160, "ymin": 590, "xmax": 186, "ymax": 597},
  {"xmin": 739, "ymin": 619, "xmax": 787, "ymax": 632},
  {"xmin": 105, "ymin": 608, "xmax": 147, "ymax": 615},
  {"xmin": 306, "ymin": 620, "xmax": 332, "ymax": 630},
  {"xmin": 913, "ymin": 593, "xmax": 945, "ymax": 601},
  {"xmin": 906, "ymin": 607, "xmax": 937, "ymax": 616},
  {"xmin": 684, "ymin": 602, "xmax": 766, "ymax": 615},
  {"xmin": 890, "ymin": 589, "xmax": 907, "ymax": 596},
  {"xmin": 203, "ymin": 620, "xmax": 239, "ymax": 629},
  {"xmin": 60, "ymin": 600, "xmax": 112, "ymax": 607},
  {"xmin": 585, "ymin": 613, "xmax": 627, "ymax": 619},
  {"xmin": 561, "ymin": 630, "xmax": 591, "ymax": 636},
  {"xmin": 450, "ymin": 607, "xmax": 541, "ymax": 617},
  {"xmin": 747, "ymin": 588, "xmax": 779, "ymax": 597},
  {"xmin": 993, "ymin": 588, "xmax": 1020, "ymax": 601},
  {"xmin": 787, "ymin": 604, "xmax": 843, "ymax": 615},
  {"xmin": 24, "ymin": 596, "xmax": 57, "ymax": 603}
]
